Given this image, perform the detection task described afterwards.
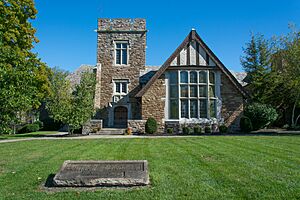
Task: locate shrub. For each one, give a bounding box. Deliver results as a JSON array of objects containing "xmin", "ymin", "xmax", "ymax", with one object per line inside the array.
[
  {"xmin": 204, "ymin": 126, "xmax": 212, "ymax": 134},
  {"xmin": 145, "ymin": 118, "xmax": 157, "ymax": 134},
  {"xmin": 166, "ymin": 128, "xmax": 174, "ymax": 134},
  {"xmin": 194, "ymin": 126, "xmax": 202, "ymax": 134},
  {"xmin": 219, "ymin": 124, "xmax": 228, "ymax": 134},
  {"xmin": 240, "ymin": 116, "xmax": 253, "ymax": 133},
  {"xmin": 290, "ymin": 125, "xmax": 300, "ymax": 130},
  {"xmin": 244, "ymin": 103, "xmax": 278, "ymax": 130},
  {"xmin": 41, "ymin": 118, "xmax": 62, "ymax": 131},
  {"xmin": 19, "ymin": 123, "xmax": 40, "ymax": 134},
  {"xmin": 182, "ymin": 126, "xmax": 191, "ymax": 135},
  {"xmin": 33, "ymin": 121, "xmax": 43, "ymax": 129},
  {"xmin": 282, "ymin": 124, "xmax": 289, "ymax": 129}
]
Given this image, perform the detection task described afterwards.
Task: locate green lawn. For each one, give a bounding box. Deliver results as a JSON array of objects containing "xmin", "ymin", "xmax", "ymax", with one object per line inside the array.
[
  {"xmin": 0, "ymin": 136, "xmax": 299, "ymax": 200},
  {"xmin": 0, "ymin": 131, "xmax": 58, "ymax": 140}
]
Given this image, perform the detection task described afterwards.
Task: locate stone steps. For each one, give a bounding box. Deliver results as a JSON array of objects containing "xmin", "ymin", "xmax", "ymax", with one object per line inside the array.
[{"xmin": 91, "ymin": 128, "xmax": 125, "ymax": 135}]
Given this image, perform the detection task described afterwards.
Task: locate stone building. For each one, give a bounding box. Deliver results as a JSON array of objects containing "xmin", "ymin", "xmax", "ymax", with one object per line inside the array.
[{"xmin": 93, "ymin": 18, "xmax": 247, "ymax": 133}]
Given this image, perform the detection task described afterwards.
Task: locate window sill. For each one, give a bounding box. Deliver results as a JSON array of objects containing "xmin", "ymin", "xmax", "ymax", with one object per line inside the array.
[{"xmin": 113, "ymin": 64, "xmax": 131, "ymax": 67}]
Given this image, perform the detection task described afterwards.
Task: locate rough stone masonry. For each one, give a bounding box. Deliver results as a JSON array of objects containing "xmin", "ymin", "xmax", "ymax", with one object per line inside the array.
[{"xmin": 53, "ymin": 160, "xmax": 150, "ymax": 187}]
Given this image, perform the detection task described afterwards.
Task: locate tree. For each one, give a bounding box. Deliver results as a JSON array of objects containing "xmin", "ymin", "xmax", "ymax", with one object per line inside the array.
[
  {"xmin": 269, "ymin": 27, "xmax": 300, "ymax": 127},
  {"xmin": 46, "ymin": 68, "xmax": 72, "ymax": 129},
  {"xmin": 0, "ymin": 0, "xmax": 51, "ymax": 134},
  {"xmin": 241, "ymin": 33, "xmax": 271, "ymax": 102},
  {"xmin": 241, "ymin": 26, "xmax": 300, "ymax": 127},
  {"xmin": 47, "ymin": 69, "xmax": 96, "ymax": 134}
]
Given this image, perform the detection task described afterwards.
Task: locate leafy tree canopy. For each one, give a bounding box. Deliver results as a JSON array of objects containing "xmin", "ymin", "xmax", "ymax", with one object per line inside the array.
[
  {"xmin": 0, "ymin": 0, "xmax": 51, "ymax": 134},
  {"xmin": 47, "ymin": 68, "xmax": 96, "ymax": 134},
  {"xmin": 241, "ymin": 25, "xmax": 300, "ymax": 127}
]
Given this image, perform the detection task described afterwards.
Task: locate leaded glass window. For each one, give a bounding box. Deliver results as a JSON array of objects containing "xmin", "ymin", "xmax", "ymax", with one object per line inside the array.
[
  {"xmin": 199, "ymin": 71, "xmax": 207, "ymax": 83},
  {"xmin": 199, "ymin": 85, "xmax": 207, "ymax": 97},
  {"xmin": 190, "ymin": 71, "xmax": 197, "ymax": 83},
  {"xmin": 170, "ymin": 85, "xmax": 178, "ymax": 98},
  {"xmin": 210, "ymin": 99, "xmax": 216, "ymax": 118},
  {"xmin": 168, "ymin": 70, "xmax": 218, "ymax": 120},
  {"xmin": 180, "ymin": 85, "xmax": 188, "ymax": 97},
  {"xmin": 190, "ymin": 100, "xmax": 198, "ymax": 118},
  {"xmin": 169, "ymin": 71, "xmax": 178, "ymax": 84},
  {"xmin": 170, "ymin": 99, "xmax": 179, "ymax": 119},
  {"xmin": 181, "ymin": 99, "xmax": 189, "ymax": 118},
  {"xmin": 180, "ymin": 71, "xmax": 188, "ymax": 83},
  {"xmin": 200, "ymin": 99, "xmax": 207, "ymax": 118},
  {"xmin": 190, "ymin": 85, "xmax": 197, "ymax": 97}
]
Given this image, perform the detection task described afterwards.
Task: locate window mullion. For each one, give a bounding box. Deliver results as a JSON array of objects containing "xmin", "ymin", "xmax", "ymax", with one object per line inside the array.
[
  {"xmin": 178, "ymin": 70, "xmax": 181, "ymax": 119},
  {"xmin": 120, "ymin": 47, "xmax": 123, "ymax": 64},
  {"xmin": 187, "ymin": 71, "xmax": 189, "ymax": 119},
  {"xmin": 197, "ymin": 71, "xmax": 200, "ymax": 118},
  {"xmin": 207, "ymin": 70, "xmax": 210, "ymax": 119}
]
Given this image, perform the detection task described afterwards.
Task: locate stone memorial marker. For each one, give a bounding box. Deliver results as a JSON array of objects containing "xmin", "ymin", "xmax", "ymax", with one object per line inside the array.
[{"xmin": 53, "ymin": 160, "xmax": 149, "ymax": 187}]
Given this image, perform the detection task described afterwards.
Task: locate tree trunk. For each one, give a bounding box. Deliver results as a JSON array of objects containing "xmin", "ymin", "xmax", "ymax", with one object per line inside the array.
[
  {"xmin": 67, "ymin": 124, "xmax": 71, "ymax": 135},
  {"xmin": 13, "ymin": 124, "xmax": 16, "ymax": 135},
  {"xmin": 291, "ymin": 92, "xmax": 300, "ymax": 127},
  {"xmin": 295, "ymin": 114, "xmax": 300, "ymax": 126}
]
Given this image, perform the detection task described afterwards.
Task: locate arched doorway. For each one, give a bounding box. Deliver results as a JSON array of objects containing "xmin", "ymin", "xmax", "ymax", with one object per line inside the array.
[{"xmin": 114, "ymin": 106, "xmax": 128, "ymax": 128}]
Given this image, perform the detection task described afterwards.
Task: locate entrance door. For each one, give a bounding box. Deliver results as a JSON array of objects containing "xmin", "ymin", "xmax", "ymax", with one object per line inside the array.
[{"xmin": 114, "ymin": 106, "xmax": 128, "ymax": 128}]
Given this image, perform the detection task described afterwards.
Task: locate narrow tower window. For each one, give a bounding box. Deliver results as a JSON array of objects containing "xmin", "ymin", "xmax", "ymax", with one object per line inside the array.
[{"xmin": 115, "ymin": 41, "xmax": 128, "ymax": 65}]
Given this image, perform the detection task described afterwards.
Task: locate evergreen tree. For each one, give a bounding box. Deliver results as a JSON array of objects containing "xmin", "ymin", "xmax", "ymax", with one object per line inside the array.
[
  {"xmin": 241, "ymin": 34, "xmax": 271, "ymax": 101},
  {"xmin": 241, "ymin": 27, "xmax": 300, "ymax": 127}
]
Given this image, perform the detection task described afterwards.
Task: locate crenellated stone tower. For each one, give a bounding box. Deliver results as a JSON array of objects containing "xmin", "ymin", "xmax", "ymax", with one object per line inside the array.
[{"xmin": 94, "ymin": 18, "xmax": 147, "ymax": 128}]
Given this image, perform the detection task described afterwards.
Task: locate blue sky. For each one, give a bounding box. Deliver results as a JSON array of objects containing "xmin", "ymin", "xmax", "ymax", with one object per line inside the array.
[{"xmin": 32, "ymin": 0, "xmax": 300, "ymax": 72}]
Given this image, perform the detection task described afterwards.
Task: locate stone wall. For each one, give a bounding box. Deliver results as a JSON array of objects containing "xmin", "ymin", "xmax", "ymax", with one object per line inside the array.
[
  {"xmin": 94, "ymin": 18, "xmax": 146, "ymax": 126},
  {"xmin": 98, "ymin": 18, "xmax": 146, "ymax": 31},
  {"xmin": 165, "ymin": 121, "xmax": 180, "ymax": 133},
  {"xmin": 221, "ymin": 72, "xmax": 244, "ymax": 132},
  {"xmin": 94, "ymin": 63, "xmax": 101, "ymax": 111},
  {"xmin": 141, "ymin": 76, "xmax": 166, "ymax": 133},
  {"xmin": 128, "ymin": 120, "xmax": 146, "ymax": 133},
  {"xmin": 82, "ymin": 120, "xmax": 103, "ymax": 135},
  {"xmin": 165, "ymin": 120, "xmax": 219, "ymax": 134}
]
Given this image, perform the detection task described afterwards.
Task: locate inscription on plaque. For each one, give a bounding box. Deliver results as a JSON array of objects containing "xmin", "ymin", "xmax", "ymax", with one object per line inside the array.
[{"xmin": 53, "ymin": 160, "xmax": 149, "ymax": 187}]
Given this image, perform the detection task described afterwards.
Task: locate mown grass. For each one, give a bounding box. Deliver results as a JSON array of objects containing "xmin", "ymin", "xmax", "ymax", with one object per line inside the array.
[
  {"xmin": 0, "ymin": 136, "xmax": 299, "ymax": 199},
  {"xmin": 0, "ymin": 131, "xmax": 58, "ymax": 140}
]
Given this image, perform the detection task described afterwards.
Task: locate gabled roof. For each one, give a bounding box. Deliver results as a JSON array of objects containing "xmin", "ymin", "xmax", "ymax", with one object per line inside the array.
[{"xmin": 136, "ymin": 30, "xmax": 248, "ymax": 98}]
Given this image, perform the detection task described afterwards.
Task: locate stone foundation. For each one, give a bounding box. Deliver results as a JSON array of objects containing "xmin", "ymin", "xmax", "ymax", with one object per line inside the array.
[
  {"xmin": 128, "ymin": 120, "xmax": 146, "ymax": 133},
  {"xmin": 165, "ymin": 120, "xmax": 220, "ymax": 134}
]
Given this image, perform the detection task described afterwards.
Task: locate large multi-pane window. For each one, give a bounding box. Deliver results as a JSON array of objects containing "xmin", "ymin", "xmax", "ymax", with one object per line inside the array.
[
  {"xmin": 168, "ymin": 70, "xmax": 218, "ymax": 119},
  {"xmin": 115, "ymin": 41, "xmax": 128, "ymax": 65}
]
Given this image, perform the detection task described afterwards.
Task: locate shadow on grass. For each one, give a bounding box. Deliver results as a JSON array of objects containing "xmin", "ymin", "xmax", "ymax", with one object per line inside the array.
[
  {"xmin": 0, "ymin": 133, "xmax": 64, "ymax": 140},
  {"xmin": 222, "ymin": 132, "xmax": 300, "ymax": 137},
  {"xmin": 44, "ymin": 174, "xmax": 56, "ymax": 187},
  {"xmin": 136, "ymin": 132, "xmax": 300, "ymax": 137},
  {"xmin": 13, "ymin": 134, "xmax": 49, "ymax": 138}
]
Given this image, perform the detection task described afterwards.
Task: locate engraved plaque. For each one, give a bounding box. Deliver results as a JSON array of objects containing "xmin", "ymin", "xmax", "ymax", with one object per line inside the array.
[{"xmin": 53, "ymin": 160, "xmax": 149, "ymax": 187}]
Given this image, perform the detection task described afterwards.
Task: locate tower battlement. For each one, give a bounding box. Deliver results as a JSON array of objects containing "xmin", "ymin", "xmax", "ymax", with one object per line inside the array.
[{"xmin": 98, "ymin": 18, "xmax": 146, "ymax": 31}]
